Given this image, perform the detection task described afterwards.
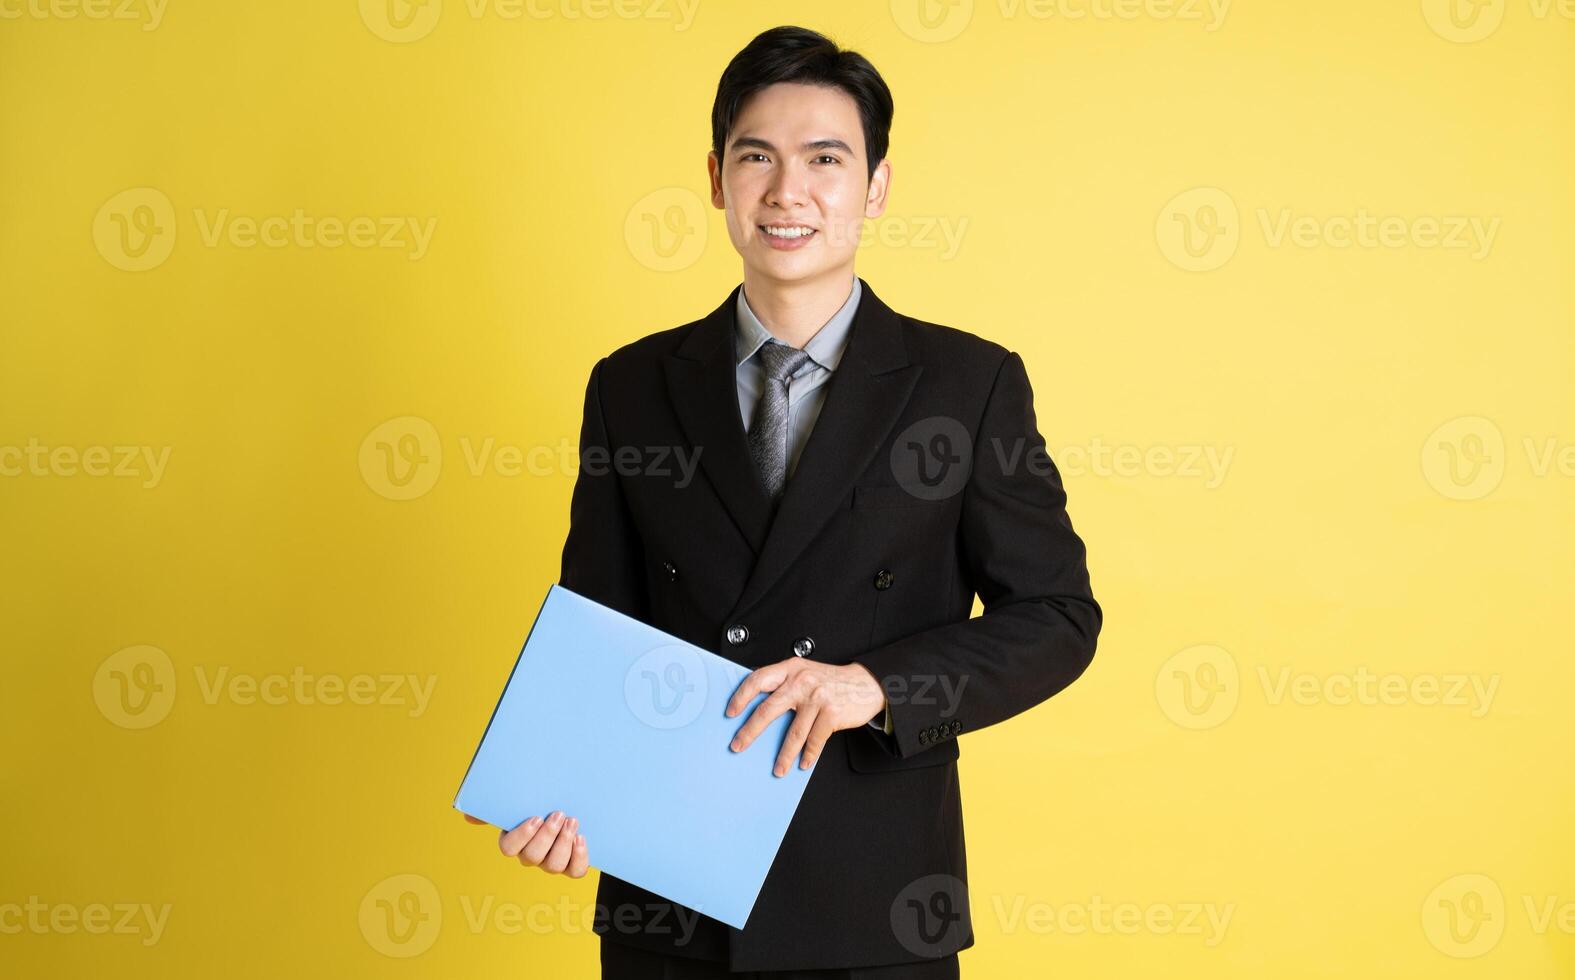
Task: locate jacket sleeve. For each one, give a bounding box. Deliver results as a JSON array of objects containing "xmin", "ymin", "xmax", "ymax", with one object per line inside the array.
[
  {"xmin": 851, "ymin": 351, "xmax": 1102, "ymax": 759},
  {"xmin": 558, "ymin": 357, "xmax": 649, "ymax": 623}
]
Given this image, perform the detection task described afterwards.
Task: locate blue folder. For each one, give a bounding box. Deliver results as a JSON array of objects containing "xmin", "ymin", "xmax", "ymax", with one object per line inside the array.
[{"xmin": 454, "ymin": 584, "xmax": 816, "ymax": 929}]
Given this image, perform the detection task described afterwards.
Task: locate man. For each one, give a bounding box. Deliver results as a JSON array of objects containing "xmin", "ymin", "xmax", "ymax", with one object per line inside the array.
[{"xmin": 466, "ymin": 25, "xmax": 1102, "ymax": 978}]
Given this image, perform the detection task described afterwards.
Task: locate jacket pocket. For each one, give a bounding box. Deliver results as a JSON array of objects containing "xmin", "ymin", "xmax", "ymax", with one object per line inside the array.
[{"xmin": 844, "ymin": 728, "xmax": 959, "ymax": 772}]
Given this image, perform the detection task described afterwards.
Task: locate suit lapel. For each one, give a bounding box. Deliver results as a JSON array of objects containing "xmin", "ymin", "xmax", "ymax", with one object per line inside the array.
[{"xmin": 663, "ymin": 284, "xmax": 775, "ymax": 555}]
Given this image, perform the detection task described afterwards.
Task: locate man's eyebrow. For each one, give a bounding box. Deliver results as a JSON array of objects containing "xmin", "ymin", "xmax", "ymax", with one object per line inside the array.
[{"xmin": 729, "ymin": 136, "xmax": 857, "ymax": 156}]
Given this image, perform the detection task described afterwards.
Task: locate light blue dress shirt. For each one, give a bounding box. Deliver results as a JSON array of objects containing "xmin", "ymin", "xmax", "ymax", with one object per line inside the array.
[{"xmin": 731, "ymin": 276, "xmax": 890, "ymax": 736}]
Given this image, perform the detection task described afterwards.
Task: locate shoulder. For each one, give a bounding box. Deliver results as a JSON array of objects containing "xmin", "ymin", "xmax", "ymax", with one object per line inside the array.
[
  {"xmin": 892, "ymin": 311, "xmax": 1020, "ymax": 400},
  {"xmin": 898, "ymin": 314, "xmax": 1011, "ymax": 366},
  {"xmin": 585, "ymin": 317, "xmax": 710, "ymax": 390}
]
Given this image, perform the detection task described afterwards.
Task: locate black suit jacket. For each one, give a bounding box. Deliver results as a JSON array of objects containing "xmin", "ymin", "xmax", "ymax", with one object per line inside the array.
[{"xmin": 559, "ymin": 277, "xmax": 1101, "ymax": 972}]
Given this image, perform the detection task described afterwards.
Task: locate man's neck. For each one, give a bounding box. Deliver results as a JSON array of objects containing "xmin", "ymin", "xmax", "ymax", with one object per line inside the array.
[{"xmin": 740, "ymin": 268, "xmax": 857, "ymax": 349}]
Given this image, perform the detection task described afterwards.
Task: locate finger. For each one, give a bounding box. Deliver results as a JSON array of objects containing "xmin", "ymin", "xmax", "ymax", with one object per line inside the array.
[
  {"xmin": 774, "ymin": 705, "xmax": 819, "ymax": 777},
  {"xmin": 732, "ymin": 686, "xmax": 796, "ymax": 753},
  {"xmin": 521, "ymin": 810, "xmax": 568, "ymax": 867},
  {"xmin": 567, "ymin": 833, "xmax": 590, "ymax": 879},
  {"xmin": 463, "ymin": 814, "xmax": 487, "ymax": 825},
  {"xmin": 499, "ymin": 813, "xmax": 547, "ymax": 857},
  {"xmin": 538, "ymin": 815, "xmax": 578, "ymax": 873},
  {"xmin": 798, "ymin": 714, "xmax": 838, "ymax": 770},
  {"xmin": 726, "ymin": 662, "xmax": 791, "ymax": 718}
]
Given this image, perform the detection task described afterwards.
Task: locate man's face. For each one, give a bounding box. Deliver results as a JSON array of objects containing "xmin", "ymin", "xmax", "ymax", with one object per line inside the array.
[{"xmin": 708, "ymin": 82, "xmax": 890, "ymax": 286}]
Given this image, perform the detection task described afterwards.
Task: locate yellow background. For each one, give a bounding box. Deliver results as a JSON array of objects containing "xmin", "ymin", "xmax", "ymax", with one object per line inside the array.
[{"xmin": 2, "ymin": 1, "xmax": 1572, "ymax": 976}]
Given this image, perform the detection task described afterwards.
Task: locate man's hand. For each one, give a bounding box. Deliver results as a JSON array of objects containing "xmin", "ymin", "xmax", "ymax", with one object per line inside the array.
[
  {"xmin": 726, "ymin": 660, "xmax": 886, "ymax": 776},
  {"xmin": 462, "ymin": 811, "xmax": 590, "ymax": 878}
]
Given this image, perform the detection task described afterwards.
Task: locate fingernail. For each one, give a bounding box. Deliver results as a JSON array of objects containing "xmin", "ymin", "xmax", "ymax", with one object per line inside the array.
[
  {"xmin": 576, "ymin": 834, "xmax": 586, "ymax": 847},
  {"xmin": 549, "ymin": 811, "xmax": 562, "ymax": 823},
  {"xmin": 567, "ymin": 817, "xmax": 579, "ymax": 830},
  {"xmin": 730, "ymin": 740, "xmax": 741, "ymax": 752}
]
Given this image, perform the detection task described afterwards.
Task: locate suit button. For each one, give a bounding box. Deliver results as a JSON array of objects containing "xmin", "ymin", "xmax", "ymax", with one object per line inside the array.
[
  {"xmin": 662, "ymin": 561, "xmax": 678, "ymax": 582},
  {"xmin": 725, "ymin": 624, "xmax": 749, "ymax": 646},
  {"xmin": 918, "ymin": 729, "xmax": 930, "ymax": 745},
  {"xmin": 949, "ymin": 720, "xmax": 962, "ymax": 735},
  {"xmin": 873, "ymin": 568, "xmax": 894, "ymax": 590},
  {"xmin": 791, "ymin": 636, "xmax": 815, "ymax": 658}
]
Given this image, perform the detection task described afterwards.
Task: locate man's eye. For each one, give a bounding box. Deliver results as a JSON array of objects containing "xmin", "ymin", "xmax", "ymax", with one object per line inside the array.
[
  {"xmin": 815, "ymin": 155, "xmax": 840, "ymax": 165},
  {"xmin": 741, "ymin": 153, "xmax": 768, "ymax": 163}
]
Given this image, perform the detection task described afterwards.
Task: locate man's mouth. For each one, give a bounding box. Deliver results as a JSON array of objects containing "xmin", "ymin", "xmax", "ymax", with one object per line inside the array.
[{"xmin": 758, "ymin": 224, "xmax": 817, "ymax": 240}]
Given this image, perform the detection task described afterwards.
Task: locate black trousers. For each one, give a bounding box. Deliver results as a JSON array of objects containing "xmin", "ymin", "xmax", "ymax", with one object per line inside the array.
[{"xmin": 600, "ymin": 939, "xmax": 961, "ymax": 979}]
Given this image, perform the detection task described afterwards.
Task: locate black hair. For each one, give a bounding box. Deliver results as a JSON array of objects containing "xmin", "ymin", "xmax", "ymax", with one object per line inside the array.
[{"xmin": 711, "ymin": 26, "xmax": 894, "ymax": 185}]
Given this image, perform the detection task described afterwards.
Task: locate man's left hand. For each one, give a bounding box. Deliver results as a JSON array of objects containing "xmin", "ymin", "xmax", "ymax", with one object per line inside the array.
[{"xmin": 726, "ymin": 660, "xmax": 886, "ymax": 776}]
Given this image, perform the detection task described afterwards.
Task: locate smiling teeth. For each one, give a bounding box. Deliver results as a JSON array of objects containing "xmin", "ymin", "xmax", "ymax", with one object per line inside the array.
[{"xmin": 762, "ymin": 226, "xmax": 814, "ymax": 239}]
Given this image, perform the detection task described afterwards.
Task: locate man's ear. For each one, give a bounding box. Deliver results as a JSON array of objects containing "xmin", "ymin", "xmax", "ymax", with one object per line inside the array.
[
  {"xmin": 865, "ymin": 158, "xmax": 892, "ymax": 219},
  {"xmin": 707, "ymin": 151, "xmax": 725, "ymax": 209}
]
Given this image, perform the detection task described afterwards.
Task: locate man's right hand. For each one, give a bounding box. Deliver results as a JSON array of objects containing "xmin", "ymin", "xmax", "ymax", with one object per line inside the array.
[{"xmin": 463, "ymin": 811, "xmax": 590, "ymax": 878}]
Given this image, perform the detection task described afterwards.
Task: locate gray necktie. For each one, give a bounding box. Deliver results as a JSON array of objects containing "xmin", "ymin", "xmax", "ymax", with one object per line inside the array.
[{"xmin": 747, "ymin": 340, "xmax": 813, "ymax": 500}]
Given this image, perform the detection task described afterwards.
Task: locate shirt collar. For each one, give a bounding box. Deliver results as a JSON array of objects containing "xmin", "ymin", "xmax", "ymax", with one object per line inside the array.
[{"xmin": 734, "ymin": 277, "xmax": 862, "ymax": 372}]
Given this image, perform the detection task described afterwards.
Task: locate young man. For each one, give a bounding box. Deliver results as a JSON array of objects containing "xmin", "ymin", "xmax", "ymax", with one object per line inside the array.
[{"xmin": 467, "ymin": 25, "xmax": 1102, "ymax": 978}]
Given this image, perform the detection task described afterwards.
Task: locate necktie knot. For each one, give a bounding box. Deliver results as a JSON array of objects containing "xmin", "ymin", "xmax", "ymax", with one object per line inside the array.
[{"xmin": 757, "ymin": 341, "xmax": 813, "ymax": 383}]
